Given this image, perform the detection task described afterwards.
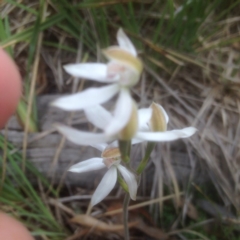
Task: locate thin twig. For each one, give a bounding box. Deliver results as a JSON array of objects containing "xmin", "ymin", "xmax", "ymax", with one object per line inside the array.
[{"xmin": 103, "ymin": 192, "xmax": 184, "ymax": 217}]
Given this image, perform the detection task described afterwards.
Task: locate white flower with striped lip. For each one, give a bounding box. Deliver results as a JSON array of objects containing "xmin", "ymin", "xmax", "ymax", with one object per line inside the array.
[
  {"xmin": 55, "ymin": 103, "xmax": 197, "ymax": 147},
  {"xmin": 69, "ymin": 144, "xmax": 137, "ymax": 207},
  {"xmin": 133, "ymin": 102, "xmax": 197, "ymax": 142},
  {"xmin": 52, "ymin": 28, "xmax": 143, "ymax": 136}
]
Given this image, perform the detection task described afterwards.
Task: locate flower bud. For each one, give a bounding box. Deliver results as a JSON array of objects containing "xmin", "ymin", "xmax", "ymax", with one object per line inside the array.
[
  {"xmin": 149, "ymin": 102, "xmax": 168, "ymax": 132},
  {"xmin": 119, "ymin": 101, "xmax": 138, "ymax": 140}
]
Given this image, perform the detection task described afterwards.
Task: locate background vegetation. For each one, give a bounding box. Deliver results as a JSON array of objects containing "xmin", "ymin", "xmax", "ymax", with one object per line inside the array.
[{"xmin": 1, "ymin": 0, "xmax": 240, "ymax": 239}]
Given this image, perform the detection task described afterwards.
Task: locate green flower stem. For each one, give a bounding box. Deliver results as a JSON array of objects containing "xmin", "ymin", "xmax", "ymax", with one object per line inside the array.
[
  {"xmin": 136, "ymin": 142, "xmax": 156, "ymax": 175},
  {"xmin": 118, "ymin": 140, "xmax": 131, "ymax": 165},
  {"xmin": 118, "ymin": 140, "xmax": 131, "ymax": 240},
  {"xmin": 118, "ymin": 175, "xmax": 128, "ymax": 192},
  {"xmin": 123, "ymin": 193, "xmax": 130, "ymax": 240}
]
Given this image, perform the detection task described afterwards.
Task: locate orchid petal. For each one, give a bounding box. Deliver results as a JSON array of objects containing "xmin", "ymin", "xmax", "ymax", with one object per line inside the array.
[
  {"xmin": 105, "ymin": 89, "xmax": 132, "ymax": 136},
  {"xmin": 135, "ymin": 127, "xmax": 197, "ymax": 142},
  {"xmin": 64, "ymin": 63, "xmax": 118, "ymax": 82},
  {"xmin": 109, "ymin": 138, "xmax": 142, "ymax": 147},
  {"xmin": 55, "ymin": 124, "xmax": 115, "ymax": 146},
  {"xmin": 91, "ymin": 167, "xmax": 117, "ymax": 206},
  {"xmin": 90, "ymin": 143, "xmax": 108, "ymax": 152},
  {"xmin": 108, "ymin": 141, "xmax": 118, "ymax": 148},
  {"xmin": 117, "ymin": 28, "xmax": 137, "ymax": 57},
  {"xmin": 84, "ymin": 105, "xmax": 113, "ymax": 130},
  {"xmin": 117, "ymin": 165, "xmax": 137, "ymax": 200},
  {"xmin": 69, "ymin": 158, "xmax": 105, "ymax": 173},
  {"xmin": 51, "ymin": 84, "xmax": 119, "ymax": 111},
  {"xmin": 131, "ymin": 138, "xmax": 144, "ymax": 145},
  {"xmin": 138, "ymin": 108, "xmax": 152, "ymax": 129}
]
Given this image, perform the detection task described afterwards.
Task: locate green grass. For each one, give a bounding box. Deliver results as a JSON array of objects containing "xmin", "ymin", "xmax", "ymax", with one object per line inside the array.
[
  {"xmin": 0, "ymin": 135, "xmax": 67, "ymax": 239},
  {"xmin": 182, "ymin": 212, "xmax": 240, "ymax": 240}
]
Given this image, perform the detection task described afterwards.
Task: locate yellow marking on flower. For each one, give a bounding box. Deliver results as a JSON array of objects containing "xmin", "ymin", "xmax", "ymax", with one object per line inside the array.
[
  {"xmin": 150, "ymin": 102, "xmax": 167, "ymax": 132},
  {"xmin": 119, "ymin": 101, "xmax": 138, "ymax": 140},
  {"xmin": 102, "ymin": 147, "xmax": 121, "ymax": 159},
  {"xmin": 103, "ymin": 47, "xmax": 143, "ymax": 74}
]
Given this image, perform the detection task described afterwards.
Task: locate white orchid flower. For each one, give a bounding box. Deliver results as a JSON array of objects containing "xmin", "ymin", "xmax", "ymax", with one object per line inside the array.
[
  {"xmin": 52, "ymin": 28, "xmax": 143, "ymax": 136},
  {"xmin": 134, "ymin": 102, "xmax": 197, "ymax": 142},
  {"xmin": 54, "ymin": 104, "xmax": 152, "ymax": 146},
  {"xmin": 55, "ymin": 103, "xmax": 197, "ymax": 147},
  {"xmin": 69, "ymin": 144, "xmax": 137, "ymax": 206}
]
